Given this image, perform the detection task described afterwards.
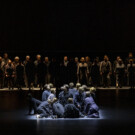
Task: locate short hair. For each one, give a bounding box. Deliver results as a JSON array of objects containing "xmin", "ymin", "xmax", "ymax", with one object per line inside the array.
[
  {"xmin": 49, "ymin": 83, "xmax": 54, "ymax": 88},
  {"xmin": 53, "ymin": 98, "xmax": 58, "ymax": 103},
  {"xmin": 78, "ymin": 87, "xmax": 84, "ymax": 92},
  {"xmin": 14, "ymin": 56, "xmax": 19, "ymax": 60},
  {"xmin": 63, "ymin": 84, "xmax": 69, "ymax": 89},
  {"xmin": 68, "ymin": 98, "xmax": 73, "ymax": 103},
  {"xmin": 37, "ymin": 54, "xmax": 41, "ymax": 58},
  {"xmin": 61, "ymin": 86, "xmax": 66, "ymax": 91},
  {"xmin": 47, "ymin": 99, "xmax": 52, "ymax": 103},
  {"xmin": 82, "ymin": 85, "xmax": 87, "ymax": 90},
  {"xmin": 69, "ymin": 82, "xmax": 74, "ymax": 88},
  {"xmin": 50, "ymin": 88, "xmax": 56, "ymax": 93},
  {"xmin": 76, "ymin": 83, "xmax": 81, "ymax": 88},
  {"xmin": 89, "ymin": 87, "xmax": 96, "ymax": 93},
  {"xmin": 44, "ymin": 84, "xmax": 50, "ymax": 90},
  {"xmin": 86, "ymin": 91, "xmax": 90, "ymax": 97}
]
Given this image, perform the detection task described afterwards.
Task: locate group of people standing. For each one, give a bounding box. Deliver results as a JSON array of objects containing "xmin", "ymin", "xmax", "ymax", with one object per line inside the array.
[
  {"xmin": 28, "ymin": 83, "xmax": 99, "ymax": 118},
  {"xmin": 0, "ymin": 52, "xmax": 135, "ymax": 90}
]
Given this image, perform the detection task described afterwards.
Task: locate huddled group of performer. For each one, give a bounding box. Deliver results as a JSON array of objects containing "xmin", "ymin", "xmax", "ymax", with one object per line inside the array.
[
  {"xmin": 0, "ymin": 52, "xmax": 135, "ymax": 90},
  {"xmin": 28, "ymin": 83, "xmax": 99, "ymax": 118}
]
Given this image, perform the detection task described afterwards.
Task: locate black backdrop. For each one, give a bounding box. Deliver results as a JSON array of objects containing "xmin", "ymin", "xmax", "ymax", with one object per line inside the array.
[{"xmin": 1, "ymin": 1, "xmax": 135, "ymax": 52}]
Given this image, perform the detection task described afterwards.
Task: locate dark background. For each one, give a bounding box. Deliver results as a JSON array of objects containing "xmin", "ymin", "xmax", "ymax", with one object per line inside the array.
[{"xmin": 1, "ymin": 1, "xmax": 135, "ymax": 53}]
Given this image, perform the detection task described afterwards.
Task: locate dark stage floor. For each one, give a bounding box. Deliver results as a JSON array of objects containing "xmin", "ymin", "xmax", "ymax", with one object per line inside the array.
[{"xmin": 0, "ymin": 88, "xmax": 135, "ymax": 135}]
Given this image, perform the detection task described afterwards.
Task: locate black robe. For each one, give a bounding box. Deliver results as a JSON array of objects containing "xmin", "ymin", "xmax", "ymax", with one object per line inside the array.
[{"xmin": 64, "ymin": 103, "xmax": 80, "ymax": 118}]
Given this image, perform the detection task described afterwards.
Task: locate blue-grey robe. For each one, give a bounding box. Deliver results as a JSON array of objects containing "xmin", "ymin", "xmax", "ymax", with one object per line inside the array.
[
  {"xmin": 84, "ymin": 96, "xmax": 99, "ymax": 118},
  {"xmin": 28, "ymin": 97, "xmax": 42, "ymax": 114},
  {"xmin": 42, "ymin": 90, "xmax": 51, "ymax": 101},
  {"xmin": 58, "ymin": 91, "xmax": 72, "ymax": 106},
  {"xmin": 37, "ymin": 101, "xmax": 53, "ymax": 118},
  {"xmin": 69, "ymin": 88, "xmax": 78, "ymax": 98},
  {"xmin": 52, "ymin": 101, "xmax": 64, "ymax": 118}
]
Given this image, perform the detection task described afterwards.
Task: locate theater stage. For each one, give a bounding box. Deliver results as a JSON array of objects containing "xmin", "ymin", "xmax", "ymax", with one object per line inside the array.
[{"xmin": 0, "ymin": 88, "xmax": 135, "ymax": 135}]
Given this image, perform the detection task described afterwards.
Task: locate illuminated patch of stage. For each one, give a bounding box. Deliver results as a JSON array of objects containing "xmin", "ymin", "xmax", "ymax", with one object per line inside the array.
[{"xmin": 27, "ymin": 110, "xmax": 105, "ymax": 120}]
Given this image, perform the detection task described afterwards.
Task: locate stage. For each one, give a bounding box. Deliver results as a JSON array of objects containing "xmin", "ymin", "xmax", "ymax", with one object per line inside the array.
[
  {"xmin": 0, "ymin": 87, "xmax": 135, "ymax": 135},
  {"xmin": 0, "ymin": 107, "xmax": 135, "ymax": 135}
]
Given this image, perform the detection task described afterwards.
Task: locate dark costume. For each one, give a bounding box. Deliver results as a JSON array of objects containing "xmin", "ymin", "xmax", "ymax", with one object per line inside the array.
[
  {"xmin": 74, "ymin": 92, "xmax": 85, "ymax": 111},
  {"xmin": 77, "ymin": 62, "xmax": 89, "ymax": 85},
  {"xmin": 59, "ymin": 91, "xmax": 71, "ymax": 106},
  {"xmin": 84, "ymin": 96, "xmax": 99, "ymax": 118},
  {"xmin": 25, "ymin": 61, "xmax": 35, "ymax": 89},
  {"xmin": 91, "ymin": 62, "xmax": 100, "ymax": 87},
  {"xmin": 64, "ymin": 103, "xmax": 80, "ymax": 118},
  {"xmin": 115, "ymin": 63, "xmax": 125, "ymax": 88},
  {"xmin": 44, "ymin": 61, "xmax": 51, "ymax": 84},
  {"xmin": 34, "ymin": 61, "xmax": 45, "ymax": 89},
  {"xmin": 5, "ymin": 64, "xmax": 15, "ymax": 89},
  {"xmin": 60, "ymin": 61, "xmax": 69, "ymax": 85},
  {"xmin": 0, "ymin": 61, "xmax": 5, "ymax": 88},
  {"xmin": 49, "ymin": 59, "xmax": 60, "ymax": 86},
  {"xmin": 127, "ymin": 63, "xmax": 135, "ymax": 89},
  {"xmin": 52, "ymin": 101, "xmax": 64, "ymax": 118},
  {"xmin": 86, "ymin": 61, "xmax": 92, "ymax": 85},
  {"xmin": 16, "ymin": 63, "xmax": 24, "ymax": 89},
  {"xmin": 68, "ymin": 59, "xmax": 78, "ymax": 84}
]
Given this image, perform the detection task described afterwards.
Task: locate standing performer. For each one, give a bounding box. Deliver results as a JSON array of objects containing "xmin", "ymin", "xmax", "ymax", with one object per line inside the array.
[
  {"xmin": 75, "ymin": 57, "xmax": 80, "ymax": 83},
  {"xmin": 68, "ymin": 58, "xmax": 78, "ymax": 84},
  {"xmin": 100, "ymin": 55, "xmax": 112, "ymax": 87},
  {"xmin": 50, "ymin": 57, "xmax": 60, "ymax": 86},
  {"xmin": 2, "ymin": 53, "xmax": 9, "ymax": 65},
  {"xmin": 5, "ymin": 60, "xmax": 15, "ymax": 89},
  {"xmin": 25, "ymin": 59, "xmax": 35, "ymax": 90},
  {"xmin": 60, "ymin": 56, "xmax": 69, "ymax": 85},
  {"xmin": 85, "ymin": 56, "xmax": 92, "ymax": 86},
  {"xmin": 91, "ymin": 58, "xmax": 100, "ymax": 87},
  {"xmin": 34, "ymin": 54, "xmax": 42, "ymax": 87},
  {"xmin": 0, "ymin": 57, "xmax": 5, "ymax": 89},
  {"xmin": 77, "ymin": 57, "xmax": 89, "ymax": 85},
  {"xmin": 44, "ymin": 57, "xmax": 51, "ymax": 84},
  {"xmin": 127, "ymin": 59, "xmax": 135, "ymax": 89},
  {"xmin": 115, "ymin": 59, "xmax": 125, "ymax": 88},
  {"xmin": 16, "ymin": 61, "xmax": 24, "ymax": 90},
  {"xmin": 23, "ymin": 55, "xmax": 31, "ymax": 88}
]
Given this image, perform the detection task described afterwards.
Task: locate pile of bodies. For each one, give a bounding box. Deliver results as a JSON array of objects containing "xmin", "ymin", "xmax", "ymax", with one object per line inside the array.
[{"xmin": 28, "ymin": 83, "xmax": 99, "ymax": 119}]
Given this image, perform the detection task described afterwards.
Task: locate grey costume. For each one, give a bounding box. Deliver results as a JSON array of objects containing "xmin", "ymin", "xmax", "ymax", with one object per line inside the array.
[
  {"xmin": 52, "ymin": 101, "xmax": 64, "ymax": 118},
  {"xmin": 42, "ymin": 90, "xmax": 51, "ymax": 101},
  {"xmin": 84, "ymin": 96, "xmax": 99, "ymax": 118},
  {"xmin": 100, "ymin": 60, "xmax": 112, "ymax": 87},
  {"xmin": 37, "ymin": 101, "xmax": 53, "ymax": 118}
]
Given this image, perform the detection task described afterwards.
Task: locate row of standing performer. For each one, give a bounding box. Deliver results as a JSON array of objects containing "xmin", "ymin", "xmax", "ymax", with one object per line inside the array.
[
  {"xmin": 28, "ymin": 83, "xmax": 99, "ymax": 118},
  {"xmin": 0, "ymin": 52, "xmax": 135, "ymax": 90}
]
